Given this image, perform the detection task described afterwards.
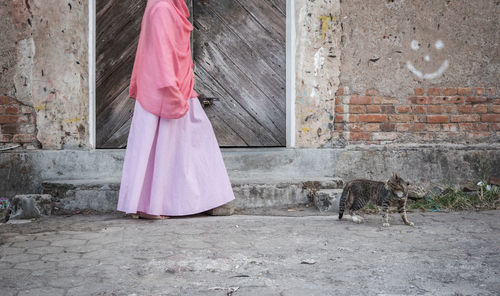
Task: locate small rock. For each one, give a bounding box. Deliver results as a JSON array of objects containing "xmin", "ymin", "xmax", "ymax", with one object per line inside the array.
[
  {"xmin": 10, "ymin": 194, "xmax": 54, "ymax": 219},
  {"xmin": 301, "ymin": 259, "xmax": 316, "ymax": 265}
]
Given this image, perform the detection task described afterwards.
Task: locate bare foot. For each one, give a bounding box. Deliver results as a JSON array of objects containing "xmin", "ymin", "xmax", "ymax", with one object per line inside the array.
[{"xmin": 137, "ymin": 211, "xmax": 169, "ymax": 220}]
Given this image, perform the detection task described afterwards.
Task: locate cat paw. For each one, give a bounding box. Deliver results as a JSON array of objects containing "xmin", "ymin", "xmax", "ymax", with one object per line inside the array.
[
  {"xmin": 382, "ymin": 223, "xmax": 390, "ymax": 227},
  {"xmin": 405, "ymin": 221, "xmax": 414, "ymax": 226},
  {"xmin": 352, "ymin": 216, "xmax": 364, "ymax": 224}
]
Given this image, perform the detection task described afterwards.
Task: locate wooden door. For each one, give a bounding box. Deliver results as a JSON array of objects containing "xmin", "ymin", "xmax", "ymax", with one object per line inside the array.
[
  {"xmin": 192, "ymin": 0, "xmax": 286, "ymax": 146},
  {"xmin": 96, "ymin": 0, "xmax": 146, "ymax": 148},
  {"xmin": 96, "ymin": 0, "xmax": 286, "ymax": 148}
]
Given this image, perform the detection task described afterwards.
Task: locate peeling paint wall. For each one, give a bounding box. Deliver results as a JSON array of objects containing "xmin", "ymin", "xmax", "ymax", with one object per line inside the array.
[
  {"xmin": 0, "ymin": 0, "xmax": 88, "ymax": 149},
  {"xmin": 295, "ymin": 0, "xmax": 342, "ymax": 147},
  {"xmin": 295, "ymin": 0, "xmax": 499, "ymax": 147}
]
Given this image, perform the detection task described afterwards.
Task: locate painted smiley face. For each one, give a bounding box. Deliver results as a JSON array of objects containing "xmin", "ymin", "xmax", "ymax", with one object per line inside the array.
[{"xmin": 407, "ymin": 39, "xmax": 449, "ymax": 79}]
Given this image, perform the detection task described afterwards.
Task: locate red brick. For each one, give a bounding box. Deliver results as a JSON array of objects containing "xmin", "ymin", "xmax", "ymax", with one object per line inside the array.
[
  {"xmin": 458, "ymin": 105, "xmax": 472, "ymax": 113},
  {"xmin": 366, "ymin": 105, "xmax": 381, "ymax": 113},
  {"xmin": 396, "ymin": 105, "xmax": 410, "ymax": 113},
  {"xmin": 473, "ymin": 105, "xmax": 488, "ymax": 113},
  {"xmin": 4, "ymin": 106, "xmax": 19, "ymax": 114},
  {"xmin": 0, "ymin": 96, "xmax": 10, "ymax": 105},
  {"xmin": 490, "ymin": 105, "xmax": 500, "ymax": 113},
  {"xmin": 407, "ymin": 96, "xmax": 432, "ymax": 104},
  {"xmin": 466, "ymin": 96, "xmax": 488, "ymax": 104},
  {"xmin": 364, "ymin": 123, "xmax": 380, "ymax": 132},
  {"xmin": 13, "ymin": 134, "xmax": 36, "ymax": 143},
  {"xmin": 427, "ymin": 124, "xmax": 441, "ymax": 131},
  {"xmin": 350, "ymin": 95, "xmax": 371, "ymax": 105},
  {"xmin": 348, "ymin": 123, "xmax": 363, "ymax": 132},
  {"xmin": 435, "ymin": 96, "xmax": 465, "ymax": 104},
  {"xmin": 335, "ymin": 88, "xmax": 344, "ymax": 96},
  {"xmin": 457, "ymin": 87, "xmax": 473, "ymax": 96},
  {"xmin": 0, "ymin": 115, "xmax": 20, "ymax": 124},
  {"xmin": 486, "ymin": 87, "xmax": 496, "ymax": 96},
  {"xmin": 389, "ymin": 114, "xmax": 413, "ymax": 122},
  {"xmin": 350, "ymin": 132, "xmax": 371, "ymax": 141},
  {"xmin": 380, "ymin": 105, "xmax": 395, "ymax": 114},
  {"xmin": 396, "ymin": 123, "xmax": 410, "ymax": 131},
  {"xmin": 335, "ymin": 97, "xmax": 342, "ymax": 105},
  {"xmin": 1, "ymin": 124, "xmax": 18, "ymax": 134},
  {"xmin": 442, "ymin": 123, "xmax": 457, "ymax": 132},
  {"xmin": 373, "ymin": 96, "xmax": 399, "ymax": 104},
  {"xmin": 347, "ymin": 115, "xmax": 357, "ymax": 123},
  {"xmin": 442, "ymin": 105, "xmax": 458, "ymax": 113},
  {"xmin": 427, "ymin": 105, "xmax": 442, "ymax": 113},
  {"xmin": 380, "ymin": 123, "xmax": 395, "ymax": 132},
  {"xmin": 413, "ymin": 123, "xmax": 426, "ymax": 131},
  {"xmin": 414, "ymin": 88, "xmax": 425, "ymax": 96},
  {"xmin": 459, "ymin": 123, "xmax": 474, "ymax": 131},
  {"xmin": 475, "ymin": 123, "xmax": 489, "ymax": 131},
  {"xmin": 351, "ymin": 105, "xmax": 366, "ymax": 114},
  {"xmin": 474, "ymin": 88, "xmax": 485, "ymax": 95},
  {"xmin": 451, "ymin": 115, "xmax": 480, "ymax": 122},
  {"xmin": 365, "ymin": 88, "xmax": 378, "ymax": 96},
  {"xmin": 490, "ymin": 123, "xmax": 500, "ymax": 131},
  {"xmin": 412, "ymin": 106, "xmax": 426, "ymax": 113},
  {"xmin": 427, "ymin": 115, "xmax": 449, "ymax": 123},
  {"xmin": 443, "ymin": 88, "xmax": 458, "ymax": 96},
  {"xmin": 20, "ymin": 106, "xmax": 33, "ymax": 114},
  {"xmin": 428, "ymin": 88, "xmax": 442, "ymax": 95},
  {"xmin": 481, "ymin": 114, "xmax": 500, "ymax": 122},
  {"xmin": 466, "ymin": 132, "xmax": 490, "ymax": 139},
  {"xmin": 335, "ymin": 105, "xmax": 344, "ymax": 113},
  {"xmin": 358, "ymin": 114, "xmax": 387, "ymax": 122},
  {"xmin": 334, "ymin": 115, "xmax": 344, "ymax": 123}
]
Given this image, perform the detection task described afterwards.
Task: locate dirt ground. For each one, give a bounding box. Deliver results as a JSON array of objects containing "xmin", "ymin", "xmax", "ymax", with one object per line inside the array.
[{"xmin": 1, "ymin": 210, "xmax": 499, "ymax": 296}]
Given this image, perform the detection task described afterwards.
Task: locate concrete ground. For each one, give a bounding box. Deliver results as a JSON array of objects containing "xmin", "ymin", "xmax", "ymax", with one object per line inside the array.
[{"xmin": 0, "ymin": 210, "xmax": 499, "ymax": 296}]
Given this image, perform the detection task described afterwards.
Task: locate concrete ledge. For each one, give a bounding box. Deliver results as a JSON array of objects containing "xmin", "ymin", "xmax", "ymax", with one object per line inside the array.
[
  {"xmin": 2, "ymin": 145, "xmax": 499, "ymax": 202},
  {"xmin": 41, "ymin": 178, "xmax": 343, "ymax": 213}
]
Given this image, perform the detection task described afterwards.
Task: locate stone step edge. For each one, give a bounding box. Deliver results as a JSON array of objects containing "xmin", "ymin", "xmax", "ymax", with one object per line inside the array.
[{"xmin": 40, "ymin": 178, "xmax": 345, "ymax": 214}]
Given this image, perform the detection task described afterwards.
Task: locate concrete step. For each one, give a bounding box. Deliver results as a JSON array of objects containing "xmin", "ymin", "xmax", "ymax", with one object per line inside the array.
[{"xmin": 42, "ymin": 177, "xmax": 344, "ymax": 214}]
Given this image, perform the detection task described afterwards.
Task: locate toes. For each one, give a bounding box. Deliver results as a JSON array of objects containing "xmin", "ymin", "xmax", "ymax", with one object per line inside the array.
[{"xmin": 383, "ymin": 223, "xmax": 390, "ymax": 227}]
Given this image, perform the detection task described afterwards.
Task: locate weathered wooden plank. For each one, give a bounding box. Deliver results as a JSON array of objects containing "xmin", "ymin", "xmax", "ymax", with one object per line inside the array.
[
  {"xmin": 193, "ymin": 0, "xmax": 286, "ymax": 145},
  {"xmin": 195, "ymin": 68, "xmax": 281, "ymax": 146},
  {"xmin": 236, "ymin": 0, "xmax": 286, "ymax": 43},
  {"xmin": 197, "ymin": 0, "xmax": 285, "ymax": 79},
  {"xmin": 96, "ymin": 91, "xmax": 135, "ymax": 148},
  {"xmin": 96, "ymin": 0, "xmax": 144, "ymax": 148},
  {"xmin": 194, "ymin": 40, "xmax": 285, "ymax": 143},
  {"xmin": 193, "ymin": 6, "xmax": 285, "ymax": 113}
]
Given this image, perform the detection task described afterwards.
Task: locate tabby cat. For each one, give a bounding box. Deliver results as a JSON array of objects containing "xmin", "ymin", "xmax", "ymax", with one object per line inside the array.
[{"xmin": 338, "ymin": 173, "xmax": 413, "ymax": 227}]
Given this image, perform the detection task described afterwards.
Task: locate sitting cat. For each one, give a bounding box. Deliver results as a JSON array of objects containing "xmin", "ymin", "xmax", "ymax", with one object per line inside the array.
[{"xmin": 338, "ymin": 173, "xmax": 413, "ymax": 227}]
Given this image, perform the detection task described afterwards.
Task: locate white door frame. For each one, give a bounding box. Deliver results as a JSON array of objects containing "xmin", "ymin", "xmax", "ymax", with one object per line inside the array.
[{"xmin": 88, "ymin": 0, "xmax": 296, "ymax": 149}]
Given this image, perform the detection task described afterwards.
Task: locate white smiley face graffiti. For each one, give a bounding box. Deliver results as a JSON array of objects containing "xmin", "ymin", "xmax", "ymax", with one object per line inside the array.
[{"xmin": 407, "ymin": 39, "xmax": 449, "ymax": 79}]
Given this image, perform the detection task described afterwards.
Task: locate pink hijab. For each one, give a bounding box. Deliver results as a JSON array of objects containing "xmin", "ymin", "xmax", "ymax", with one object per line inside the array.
[{"xmin": 128, "ymin": 0, "xmax": 198, "ymax": 119}]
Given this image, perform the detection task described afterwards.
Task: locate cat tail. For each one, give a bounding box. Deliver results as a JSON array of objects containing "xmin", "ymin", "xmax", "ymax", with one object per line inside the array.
[{"xmin": 338, "ymin": 183, "xmax": 350, "ymax": 220}]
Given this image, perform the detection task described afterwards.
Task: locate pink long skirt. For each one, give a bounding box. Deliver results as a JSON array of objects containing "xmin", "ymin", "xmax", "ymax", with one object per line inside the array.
[{"xmin": 116, "ymin": 97, "xmax": 235, "ymax": 216}]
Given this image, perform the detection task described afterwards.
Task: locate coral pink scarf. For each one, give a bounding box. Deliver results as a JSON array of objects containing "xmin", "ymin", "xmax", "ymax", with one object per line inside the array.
[{"xmin": 128, "ymin": 0, "xmax": 198, "ymax": 118}]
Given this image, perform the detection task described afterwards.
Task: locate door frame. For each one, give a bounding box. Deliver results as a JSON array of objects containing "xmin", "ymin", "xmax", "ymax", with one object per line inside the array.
[{"xmin": 88, "ymin": 0, "xmax": 296, "ymax": 149}]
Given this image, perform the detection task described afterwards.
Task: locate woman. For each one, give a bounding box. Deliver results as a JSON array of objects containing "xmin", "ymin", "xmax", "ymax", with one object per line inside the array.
[{"xmin": 116, "ymin": 0, "xmax": 235, "ymax": 219}]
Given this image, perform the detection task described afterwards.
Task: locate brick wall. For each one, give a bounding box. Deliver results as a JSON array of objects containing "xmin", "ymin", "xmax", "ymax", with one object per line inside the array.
[
  {"xmin": 333, "ymin": 86, "xmax": 499, "ymax": 145},
  {"xmin": 0, "ymin": 96, "xmax": 39, "ymax": 148}
]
